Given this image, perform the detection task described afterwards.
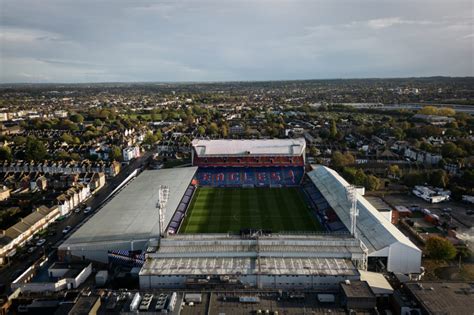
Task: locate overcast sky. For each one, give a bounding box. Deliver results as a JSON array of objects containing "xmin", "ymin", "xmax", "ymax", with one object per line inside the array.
[{"xmin": 0, "ymin": 0, "xmax": 473, "ymax": 83}]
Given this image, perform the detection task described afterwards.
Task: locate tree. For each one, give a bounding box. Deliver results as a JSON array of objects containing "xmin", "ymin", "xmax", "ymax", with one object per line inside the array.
[
  {"xmin": 109, "ymin": 145, "xmax": 122, "ymax": 161},
  {"xmin": 425, "ymin": 236, "xmax": 456, "ymax": 260},
  {"xmin": 143, "ymin": 131, "xmax": 161, "ymax": 146},
  {"xmin": 330, "ymin": 119, "xmax": 338, "ymax": 139},
  {"xmin": 331, "ymin": 151, "xmax": 355, "ymax": 170},
  {"xmin": 418, "ymin": 106, "xmax": 438, "ymax": 115},
  {"xmin": 60, "ymin": 133, "xmax": 74, "ymax": 144},
  {"xmin": 388, "ymin": 165, "xmax": 402, "ymax": 178},
  {"xmin": 25, "ymin": 137, "xmax": 47, "ymax": 161},
  {"xmin": 430, "ymin": 170, "xmax": 449, "ymax": 188},
  {"xmin": 0, "ymin": 146, "xmax": 13, "ymax": 161},
  {"xmin": 441, "ymin": 142, "xmax": 465, "ymax": 158},
  {"xmin": 364, "ymin": 175, "xmax": 381, "ymax": 191},
  {"xmin": 208, "ymin": 122, "xmax": 219, "ymax": 136},
  {"xmin": 70, "ymin": 113, "xmax": 84, "ymax": 123},
  {"xmin": 197, "ymin": 126, "xmax": 206, "ymax": 136}
]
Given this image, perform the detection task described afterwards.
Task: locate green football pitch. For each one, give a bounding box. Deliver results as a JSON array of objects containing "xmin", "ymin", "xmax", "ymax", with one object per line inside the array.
[{"xmin": 179, "ymin": 187, "xmax": 323, "ymax": 233}]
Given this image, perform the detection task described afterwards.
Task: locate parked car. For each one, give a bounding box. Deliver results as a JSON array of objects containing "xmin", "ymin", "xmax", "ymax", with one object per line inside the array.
[
  {"xmin": 62, "ymin": 226, "xmax": 72, "ymax": 234},
  {"xmin": 84, "ymin": 207, "xmax": 92, "ymax": 214},
  {"xmin": 36, "ymin": 239, "xmax": 46, "ymax": 246}
]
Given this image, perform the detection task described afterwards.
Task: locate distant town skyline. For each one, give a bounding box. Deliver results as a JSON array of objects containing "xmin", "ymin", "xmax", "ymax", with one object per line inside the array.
[{"xmin": 0, "ymin": 0, "xmax": 473, "ymax": 83}]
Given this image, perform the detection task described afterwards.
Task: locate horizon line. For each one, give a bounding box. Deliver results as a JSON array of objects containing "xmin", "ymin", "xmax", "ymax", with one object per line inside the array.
[{"xmin": 1, "ymin": 75, "xmax": 473, "ymax": 86}]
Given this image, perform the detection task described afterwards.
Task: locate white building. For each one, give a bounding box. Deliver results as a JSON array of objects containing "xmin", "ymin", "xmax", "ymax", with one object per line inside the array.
[
  {"xmin": 308, "ymin": 165, "xmax": 422, "ymax": 274},
  {"xmin": 123, "ymin": 146, "xmax": 140, "ymax": 162}
]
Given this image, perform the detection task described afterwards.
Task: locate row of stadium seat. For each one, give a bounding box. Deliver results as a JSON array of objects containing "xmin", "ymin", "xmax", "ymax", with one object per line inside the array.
[
  {"xmin": 302, "ymin": 180, "xmax": 347, "ymax": 233},
  {"xmin": 167, "ymin": 185, "xmax": 196, "ymax": 234},
  {"xmin": 194, "ymin": 156, "xmax": 304, "ymax": 167},
  {"xmin": 195, "ymin": 167, "xmax": 304, "ymax": 187}
]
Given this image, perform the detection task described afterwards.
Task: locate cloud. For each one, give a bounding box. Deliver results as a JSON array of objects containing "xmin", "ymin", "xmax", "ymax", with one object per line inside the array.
[
  {"xmin": 0, "ymin": 0, "xmax": 473, "ymax": 82},
  {"xmin": 366, "ymin": 17, "xmax": 433, "ymax": 29}
]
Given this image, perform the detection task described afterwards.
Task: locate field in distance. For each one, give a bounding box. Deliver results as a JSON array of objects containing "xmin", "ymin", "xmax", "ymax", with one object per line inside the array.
[{"xmin": 179, "ymin": 187, "xmax": 323, "ymax": 233}]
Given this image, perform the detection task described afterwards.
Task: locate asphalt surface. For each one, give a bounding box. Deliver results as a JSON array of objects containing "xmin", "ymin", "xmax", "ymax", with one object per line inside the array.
[
  {"xmin": 382, "ymin": 192, "xmax": 474, "ymax": 249},
  {"xmin": 0, "ymin": 151, "xmax": 153, "ymax": 288}
]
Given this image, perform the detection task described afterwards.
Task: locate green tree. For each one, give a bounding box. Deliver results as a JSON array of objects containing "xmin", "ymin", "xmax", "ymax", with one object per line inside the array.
[
  {"xmin": 209, "ymin": 122, "xmax": 219, "ymax": 135},
  {"xmin": 425, "ymin": 236, "xmax": 456, "ymax": 260},
  {"xmin": 0, "ymin": 146, "xmax": 13, "ymax": 161},
  {"xmin": 331, "ymin": 151, "xmax": 355, "ymax": 170},
  {"xmin": 109, "ymin": 145, "xmax": 122, "ymax": 161},
  {"xmin": 441, "ymin": 142, "xmax": 465, "ymax": 158},
  {"xmin": 330, "ymin": 119, "xmax": 338, "ymax": 139},
  {"xmin": 197, "ymin": 126, "xmax": 206, "ymax": 136},
  {"xmin": 25, "ymin": 137, "xmax": 47, "ymax": 161},
  {"xmin": 430, "ymin": 170, "xmax": 449, "ymax": 188},
  {"xmin": 388, "ymin": 165, "xmax": 402, "ymax": 178},
  {"xmin": 70, "ymin": 113, "xmax": 84, "ymax": 123},
  {"xmin": 364, "ymin": 174, "xmax": 381, "ymax": 191},
  {"xmin": 60, "ymin": 133, "xmax": 74, "ymax": 144}
]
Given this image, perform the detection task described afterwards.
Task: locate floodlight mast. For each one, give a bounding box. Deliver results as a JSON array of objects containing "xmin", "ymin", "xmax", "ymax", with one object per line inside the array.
[
  {"xmin": 156, "ymin": 185, "xmax": 170, "ymax": 237},
  {"xmin": 346, "ymin": 185, "xmax": 359, "ymax": 238}
]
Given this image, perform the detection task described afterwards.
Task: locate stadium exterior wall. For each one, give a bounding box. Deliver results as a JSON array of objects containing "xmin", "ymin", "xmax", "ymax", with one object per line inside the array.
[
  {"xmin": 59, "ymin": 239, "xmax": 149, "ymax": 263},
  {"xmin": 139, "ymin": 274, "xmax": 359, "ymax": 290}
]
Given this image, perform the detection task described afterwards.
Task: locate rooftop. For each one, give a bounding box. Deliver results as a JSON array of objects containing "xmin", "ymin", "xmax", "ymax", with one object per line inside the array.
[
  {"xmin": 141, "ymin": 256, "xmax": 357, "ymax": 277},
  {"xmin": 192, "ymin": 138, "xmax": 306, "ymax": 157},
  {"xmin": 60, "ymin": 167, "xmax": 197, "ymax": 247},
  {"xmin": 405, "ymin": 282, "xmax": 474, "ymax": 315},
  {"xmin": 307, "ymin": 165, "xmax": 419, "ymax": 254},
  {"xmin": 341, "ymin": 280, "xmax": 375, "ymax": 299}
]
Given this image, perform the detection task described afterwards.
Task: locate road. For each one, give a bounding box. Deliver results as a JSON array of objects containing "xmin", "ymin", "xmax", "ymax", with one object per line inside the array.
[{"xmin": 0, "ymin": 151, "xmax": 153, "ymax": 287}]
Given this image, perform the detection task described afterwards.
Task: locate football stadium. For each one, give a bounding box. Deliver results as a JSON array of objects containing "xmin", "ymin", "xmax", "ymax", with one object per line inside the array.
[{"xmin": 59, "ymin": 138, "xmax": 422, "ymax": 290}]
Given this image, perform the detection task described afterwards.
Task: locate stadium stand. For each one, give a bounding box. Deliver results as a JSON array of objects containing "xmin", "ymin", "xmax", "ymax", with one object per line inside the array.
[
  {"xmin": 196, "ymin": 167, "xmax": 304, "ymax": 187},
  {"xmin": 167, "ymin": 184, "xmax": 196, "ymax": 234},
  {"xmin": 302, "ymin": 179, "xmax": 347, "ymax": 233}
]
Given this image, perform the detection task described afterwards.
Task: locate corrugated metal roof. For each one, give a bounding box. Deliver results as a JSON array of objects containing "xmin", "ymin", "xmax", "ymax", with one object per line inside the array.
[
  {"xmin": 307, "ymin": 165, "xmax": 419, "ymax": 254},
  {"xmin": 61, "ymin": 167, "xmax": 197, "ymax": 246},
  {"xmin": 192, "ymin": 138, "xmax": 306, "ymax": 157}
]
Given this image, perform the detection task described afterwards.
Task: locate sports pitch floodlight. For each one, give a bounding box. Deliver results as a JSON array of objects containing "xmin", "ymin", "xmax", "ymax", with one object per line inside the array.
[
  {"xmin": 156, "ymin": 185, "xmax": 170, "ymax": 237},
  {"xmin": 346, "ymin": 185, "xmax": 359, "ymax": 238}
]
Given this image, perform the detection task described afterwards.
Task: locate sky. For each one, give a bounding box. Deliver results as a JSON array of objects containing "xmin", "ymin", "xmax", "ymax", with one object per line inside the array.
[{"xmin": 0, "ymin": 0, "xmax": 473, "ymax": 83}]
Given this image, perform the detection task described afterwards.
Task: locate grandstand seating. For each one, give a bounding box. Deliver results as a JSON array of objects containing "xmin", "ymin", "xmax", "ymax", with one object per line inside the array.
[
  {"xmin": 302, "ymin": 180, "xmax": 347, "ymax": 233},
  {"xmin": 195, "ymin": 167, "xmax": 304, "ymax": 187},
  {"xmin": 167, "ymin": 184, "xmax": 196, "ymax": 234},
  {"xmin": 194, "ymin": 156, "xmax": 304, "ymax": 167}
]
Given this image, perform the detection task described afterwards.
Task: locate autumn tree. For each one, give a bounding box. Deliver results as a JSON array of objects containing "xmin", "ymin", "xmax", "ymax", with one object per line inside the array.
[{"xmin": 425, "ymin": 236, "xmax": 456, "ymax": 260}]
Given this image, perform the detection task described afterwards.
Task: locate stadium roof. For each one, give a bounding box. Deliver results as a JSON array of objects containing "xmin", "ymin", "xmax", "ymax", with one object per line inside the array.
[
  {"xmin": 307, "ymin": 165, "xmax": 421, "ymax": 273},
  {"xmin": 192, "ymin": 138, "xmax": 306, "ymax": 157},
  {"xmin": 60, "ymin": 167, "xmax": 197, "ymax": 247},
  {"xmin": 140, "ymin": 256, "xmax": 357, "ymax": 277}
]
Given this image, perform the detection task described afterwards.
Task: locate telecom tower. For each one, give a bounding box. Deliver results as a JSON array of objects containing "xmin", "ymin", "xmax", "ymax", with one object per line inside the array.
[
  {"xmin": 156, "ymin": 185, "xmax": 169, "ymax": 237},
  {"xmin": 346, "ymin": 185, "xmax": 359, "ymax": 238}
]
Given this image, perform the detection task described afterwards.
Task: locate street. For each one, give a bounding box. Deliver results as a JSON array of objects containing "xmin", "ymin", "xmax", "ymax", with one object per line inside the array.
[{"xmin": 0, "ymin": 151, "xmax": 153, "ymax": 288}]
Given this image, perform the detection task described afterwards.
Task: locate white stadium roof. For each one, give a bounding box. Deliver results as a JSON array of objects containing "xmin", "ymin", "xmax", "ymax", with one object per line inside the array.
[
  {"xmin": 308, "ymin": 165, "xmax": 421, "ymax": 274},
  {"xmin": 192, "ymin": 138, "xmax": 306, "ymax": 157},
  {"xmin": 60, "ymin": 167, "xmax": 197, "ymax": 262}
]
